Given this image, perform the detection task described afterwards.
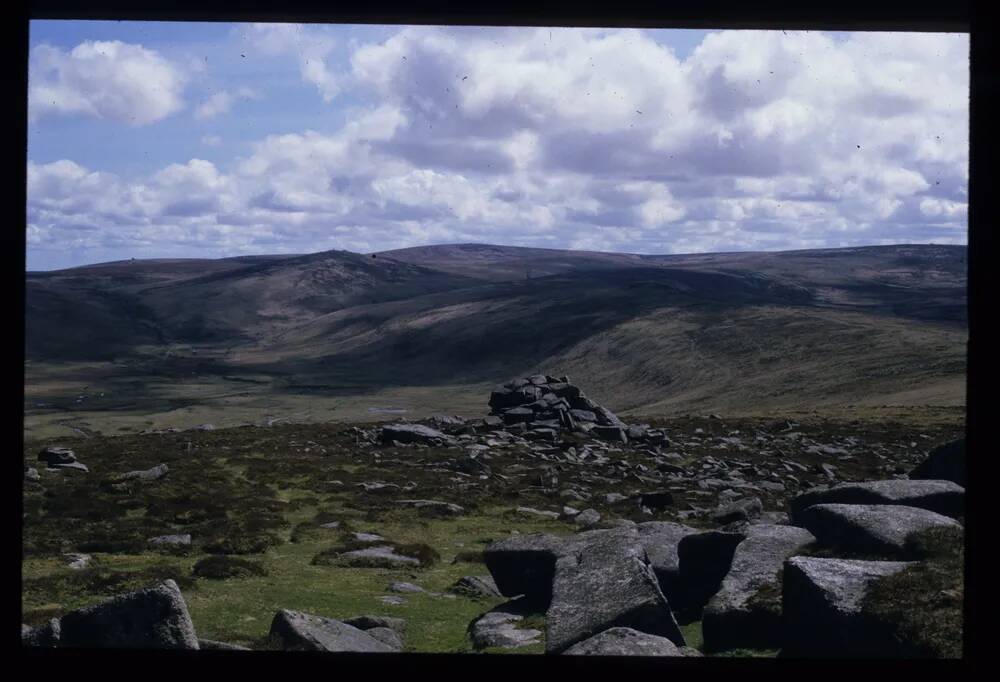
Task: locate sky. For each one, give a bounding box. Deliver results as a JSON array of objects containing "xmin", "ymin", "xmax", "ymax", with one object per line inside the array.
[{"xmin": 26, "ymin": 21, "xmax": 969, "ymax": 271}]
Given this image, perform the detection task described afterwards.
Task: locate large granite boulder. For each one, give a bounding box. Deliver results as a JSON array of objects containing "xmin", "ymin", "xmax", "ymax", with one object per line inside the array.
[
  {"xmin": 782, "ymin": 556, "xmax": 913, "ymax": 657},
  {"xmin": 269, "ymin": 610, "xmax": 395, "ymax": 652},
  {"xmin": 789, "ymin": 479, "xmax": 964, "ymax": 523},
  {"xmin": 545, "ymin": 527, "xmax": 685, "ymax": 653},
  {"xmin": 59, "ymin": 580, "xmax": 199, "ymax": 649},
  {"xmin": 562, "ymin": 627, "xmax": 692, "ymax": 656},
  {"xmin": 675, "ymin": 529, "xmax": 747, "ymax": 617},
  {"xmin": 799, "ymin": 503, "xmax": 963, "ymax": 558},
  {"xmin": 483, "ymin": 533, "xmax": 566, "ymax": 605},
  {"xmin": 636, "ymin": 521, "xmax": 699, "ymax": 604},
  {"xmin": 701, "ymin": 525, "xmax": 815, "ymax": 653},
  {"xmin": 910, "ymin": 439, "xmax": 965, "ymax": 487}
]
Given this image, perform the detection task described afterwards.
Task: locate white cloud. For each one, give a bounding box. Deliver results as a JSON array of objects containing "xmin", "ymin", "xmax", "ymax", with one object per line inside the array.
[
  {"xmin": 26, "ymin": 29, "xmax": 969, "ymax": 266},
  {"xmin": 201, "ymin": 135, "xmax": 223, "ymax": 147},
  {"xmin": 29, "ymin": 40, "xmax": 187, "ymax": 125},
  {"xmin": 245, "ymin": 23, "xmax": 340, "ymax": 101},
  {"xmin": 194, "ymin": 88, "xmax": 258, "ymax": 120}
]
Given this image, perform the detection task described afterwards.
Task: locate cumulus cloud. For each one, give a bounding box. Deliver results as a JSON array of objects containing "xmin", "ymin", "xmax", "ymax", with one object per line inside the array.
[
  {"xmin": 245, "ymin": 23, "xmax": 340, "ymax": 101},
  {"xmin": 27, "ymin": 28, "xmax": 969, "ymax": 267},
  {"xmin": 194, "ymin": 87, "xmax": 259, "ymax": 120},
  {"xmin": 29, "ymin": 40, "xmax": 187, "ymax": 125}
]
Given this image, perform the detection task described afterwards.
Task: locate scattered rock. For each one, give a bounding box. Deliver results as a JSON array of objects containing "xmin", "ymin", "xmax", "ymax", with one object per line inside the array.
[
  {"xmin": 545, "ymin": 527, "xmax": 685, "ymax": 653},
  {"xmin": 149, "ymin": 534, "xmax": 191, "ymax": 547},
  {"xmin": 789, "ymin": 479, "xmax": 965, "ymax": 524},
  {"xmin": 37, "ymin": 446, "xmax": 78, "ymax": 467},
  {"xmin": 388, "ymin": 581, "xmax": 425, "ymax": 593},
  {"xmin": 782, "ymin": 556, "xmax": 914, "ymax": 657},
  {"xmin": 701, "ymin": 524, "xmax": 816, "ymax": 652},
  {"xmin": 396, "ymin": 499, "xmax": 465, "ymax": 516},
  {"xmin": 563, "ymin": 627, "xmax": 690, "ymax": 656},
  {"xmin": 352, "ymin": 532, "xmax": 385, "ymax": 543},
  {"xmin": 378, "ymin": 596, "xmax": 407, "ymax": 606},
  {"xmin": 342, "ymin": 615, "xmax": 406, "ymax": 635},
  {"xmin": 122, "ymin": 463, "xmax": 169, "ymax": 481},
  {"xmin": 639, "ymin": 490, "xmax": 674, "ymax": 511},
  {"xmin": 712, "ymin": 496, "xmax": 763, "ymax": 525},
  {"xmin": 516, "ymin": 506, "xmax": 560, "ymax": 520},
  {"xmin": 25, "ymin": 467, "xmax": 41, "ymax": 483},
  {"xmin": 59, "ymin": 580, "xmax": 199, "ymax": 649},
  {"xmin": 327, "ymin": 546, "xmax": 422, "ymax": 568},
  {"xmin": 573, "ymin": 508, "xmax": 601, "ymax": 528},
  {"xmin": 269, "ymin": 610, "xmax": 394, "ymax": 652},
  {"xmin": 799, "ymin": 504, "xmax": 963, "ymax": 558},
  {"xmin": 380, "ymin": 423, "xmax": 451, "ymax": 446},
  {"xmin": 65, "ymin": 553, "xmax": 92, "ymax": 570}
]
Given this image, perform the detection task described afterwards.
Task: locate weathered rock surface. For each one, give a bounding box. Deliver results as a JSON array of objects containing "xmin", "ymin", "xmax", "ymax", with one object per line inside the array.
[
  {"xmin": 636, "ymin": 521, "xmax": 698, "ymax": 604},
  {"xmin": 329, "ymin": 546, "xmax": 422, "ymax": 568},
  {"xmin": 269, "ymin": 610, "xmax": 395, "ymax": 652},
  {"xmin": 365, "ymin": 627, "xmax": 405, "ymax": 650},
  {"xmin": 799, "ymin": 503, "xmax": 963, "ymax": 558},
  {"xmin": 468, "ymin": 601, "xmax": 542, "ymax": 650},
  {"xmin": 342, "ymin": 615, "xmax": 406, "ymax": 634},
  {"xmin": 483, "ymin": 533, "xmax": 566, "ymax": 604},
  {"xmin": 701, "ymin": 524, "xmax": 815, "ymax": 652},
  {"xmin": 450, "ymin": 575, "xmax": 502, "ymax": 599},
  {"xmin": 545, "ymin": 527, "xmax": 685, "ymax": 653},
  {"xmin": 675, "ymin": 530, "xmax": 747, "ymax": 617},
  {"xmin": 563, "ymin": 627, "xmax": 692, "ymax": 656},
  {"xmin": 910, "ymin": 439, "xmax": 965, "ymax": 487},
  {"xmin": 789, "ymin": 479, "xmax": 965, "ymax": 523},
  {"xmin": 59, "ymin": 580, "xmax": 199, "ymax": 649},
  {"xmin": 123, "ymin": 463, "xmax": 169, "ymax": 481},
  {"xmin": 782, "ymin": 556, "xmax": 913, "ymax": 657},
  {"xmin": 574, "ymin": 508, "xmax": 602, "ymax": 528}
]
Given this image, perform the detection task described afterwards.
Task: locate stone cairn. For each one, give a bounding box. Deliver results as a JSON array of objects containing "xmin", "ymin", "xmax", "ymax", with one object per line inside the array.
[{"xmin": 487, "ymin": 374, "xmax": 657, "ymax": 444}]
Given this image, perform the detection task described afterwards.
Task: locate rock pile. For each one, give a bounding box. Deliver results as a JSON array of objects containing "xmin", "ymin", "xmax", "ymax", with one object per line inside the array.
[{"xmin": 488, "ymin": 374, "xmax": 662, "ymax": 444}]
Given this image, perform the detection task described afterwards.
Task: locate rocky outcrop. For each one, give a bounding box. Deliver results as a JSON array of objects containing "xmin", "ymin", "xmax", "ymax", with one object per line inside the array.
[
  {"xmin": 59, "ymin": 580, "xmax": 199, "ymax": 649},
  {"xmin": 799, "ymin": 503, "xmax": 963, "ymax": 558},
  {"xmin": 789, "ymin": 479, "xmax": 964, "ymax": 523},
  {"xmin": 545, "ymin": 527, "xmax": 685, "ymax": 653},
  {"xmin": 782, "ymin": 556, "xmax": 913, "ymax": 657},
  {"xmin": 269, "ymin": 610, "xmax": 395, "ymax": 652},
  {"xmin": 701, "ymin": 524, "xmax": 815, "ymax": 652}
]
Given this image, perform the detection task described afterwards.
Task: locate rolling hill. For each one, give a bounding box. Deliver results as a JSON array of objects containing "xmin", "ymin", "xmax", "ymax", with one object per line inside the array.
[{"xmin": 23, "ymin": 243, "xmax": 967, "ymax": 433}]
